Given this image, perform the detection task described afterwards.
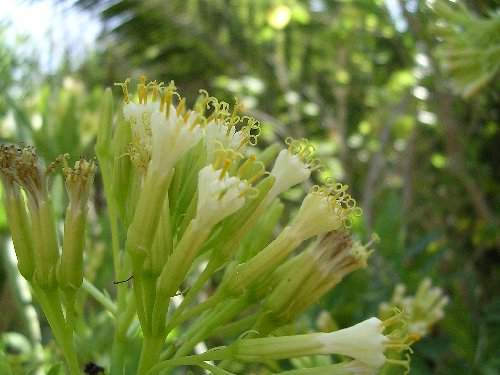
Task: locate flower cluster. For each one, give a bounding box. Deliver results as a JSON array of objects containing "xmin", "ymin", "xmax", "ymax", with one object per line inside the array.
[
  {"xmin": 0, "ymin": 76, "xmax": 446, "ymax": 375},
  {"xmin": 0, "ymin": 145, "xmax": 94, "ymax": 374},
  {"xmin": 379, "ymin": 278, "xmax": 449, "ymax": 338}
]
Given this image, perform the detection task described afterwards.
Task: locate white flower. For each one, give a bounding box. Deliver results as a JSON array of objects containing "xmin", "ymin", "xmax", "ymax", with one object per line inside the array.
[
  {"xmin": 196, "ymin": 164, "xmax": 249, "ymax": 227},
  {"xmin": 267, "ymin": 149, "xmax": 311, "ymax": 201},
  {"xmin": 290, "ymin": 190, "xmax": 350, "ymax": 240},
  {"xmin": 231, "ymin": 317, "xmax": 390, "ymax": 369},
  {"xmin": 343, "ymin": 361, "xmax": 379, "ymax": 375},
  {"xmin": 315, "ymin": 317, "xmax": 388, "ymax": 369},
  {"xmin": 123, "ymin": 101, "xmax": 159, "ymax": 150},
  {"xmin": 149, "ymin": 106, "xmax": 202, "ymax": 175},
  {"xmin": 205, "ymin": 121, "xmax": 246, "ymax": 161}
]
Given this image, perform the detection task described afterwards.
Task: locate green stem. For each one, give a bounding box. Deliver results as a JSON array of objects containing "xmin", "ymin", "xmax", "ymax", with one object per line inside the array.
[
  {"xmin": 166, "ymin": 260, "xmax": 218, "ymax": 331},
  {"xmin": 136, "ymin": 335, "xmax": 165, "ymax": 375},
  {"xmin": 148, "ymin": 350, "xmax": 230, "ymax": 374},
  {"xmin": 33, "ymin": 287, "xmax": 80, "ymax": 375},
  {"xmin": 213, "ymin": 315, "xmax": 258, "ymax": 338},
  {"xmin": 110, "ymin": 293, "xmax": 137, "ymax": 375},
  {"xmin": 133, "ymin": 273, "xmax": 150, "ymax": 334},
  {"xmin": 175, "ymin": 298, "xmax": 247, "ymax": 358},
  {"xmin": 143, "ymin": 274, "xmax": 157, "ymax": 331},
  {"xmin": 166, "ymin": 288, "xmax": 225, "ymax": 334},
  {"xmin": 82, "ymin": 279, "xmax": 117, "ymax": 314},
  {"xmin": 110, "ymin": 333, "xmax": 126, "ymax": 375}
]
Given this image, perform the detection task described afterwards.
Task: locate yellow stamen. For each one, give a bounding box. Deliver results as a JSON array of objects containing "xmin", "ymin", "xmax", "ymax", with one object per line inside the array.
[
  {"xmin": 114, "ymin": 78, "xmax": 131, "ymax": 103},
  {"xmin": 219, "ymin": 159, "xmax": 232, "ymax": 180},
  {"xmin": 137, "ymin": 75, "xmax": 148, "ymax": 104}
]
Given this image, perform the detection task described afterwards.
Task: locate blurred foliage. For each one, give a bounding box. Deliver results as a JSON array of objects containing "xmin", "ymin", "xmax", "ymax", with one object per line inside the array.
[
  {"xmin": 1, "ymin": 0, "xmax": 499, "ymax": 374},
  {"xmin": 434, "ymin": 2, "xmax": 500, "ymax": 97}
]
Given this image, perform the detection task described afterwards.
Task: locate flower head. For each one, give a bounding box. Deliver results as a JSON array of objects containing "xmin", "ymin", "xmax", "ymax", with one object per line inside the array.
[
  {"xmin": 315, "ymin": 317, "xmax": 388, "ymax": 368},
  {"xmin": 379, "ymin": 278, "xmax": 448, "ymax": 338},
  {"xmin": 118, "ymin": 77, "xmax": 203, "ymax": 176},
  {"xmin": 290, "ymin": 182, "xmax": 361, "ymax": 241},
  {"xmin": 196, "ymin": 148, "xmax": 259, "ymax": 227},
  {"xmin": 0, "ymin": 145, "xmax": 47, "ymax": 204},
  {"xmin": 0, "ymin": 145, "xmax": 60, "ymax": 287},
  {"xmin": 230, "ymin": 314, "xmax": 411, "ymax": 370},
  {"xmin": 63, "ymin": 157, "xmax": 96, "ymax": 211},
  {"xmin": 149, "ymin": 104, "xmax": 203, "ymax": 174},
  {"xmin": 259, "ymin": 230, "xmax": 374, "ymax": 328},
  {"xmin": 267, "ymin": 138, "xmax": 320, "ymax": 201},
  {"xmin": 202, "ymin": 94, "xmax": 261, "ymax": 162}
]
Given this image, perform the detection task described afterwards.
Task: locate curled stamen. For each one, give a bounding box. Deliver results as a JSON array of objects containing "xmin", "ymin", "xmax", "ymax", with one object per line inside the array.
[
  {"xmin": 114, "ymin": 78, "xmax": 131, "ymax": 103},
  {"xmin": 285, "ymin": 137, "xmax": 321, "ymax": 168},
  {"xmin": 240, "ymin": 116, "xmax": 261, "ymax": 147}
]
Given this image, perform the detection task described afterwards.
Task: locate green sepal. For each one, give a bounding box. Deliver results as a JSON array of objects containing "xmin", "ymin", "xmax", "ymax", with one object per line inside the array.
[
  {"xmin": 257, "ymin": 143, "xmax": 281, "ymax": 168},
  {"xmin": 169, "ymin": 139, "xmax": 206, "ymax": 232},
  {"xmin": 239, "ymin": 199, "xmax": 284, "ymax": 261},
  {"xmin": 148, "ymin": 194, "xmax": 173, "ymax": 277},
  {"xmin": 32, "ymin": 199, "xmax": 60, "ymax": 289},
  {"xmin": 126, "ymin": 171, "xmax": 171, "ymax": 265},
  {"xmin": 110, "ymin": 111, "xmax": 133, "ymax": 223},
  {"xmin": 58, "ymin": 207, "xmax": 87, "ymax": 290},
  {"xmin": 3, "ymin": 188, "xmax": 35, "ymax": 279}
]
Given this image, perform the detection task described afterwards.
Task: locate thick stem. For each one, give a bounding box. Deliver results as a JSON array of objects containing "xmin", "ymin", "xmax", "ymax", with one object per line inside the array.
[
  {"xmin": 110, "ymin": 294, "xmax": 137, "ymax": 375},
  {"xmin": 82, "ymin": 279, "xmax": 117, "ymax": 314},
  {"xmin": 110, "ymin": 333, "xmax": 126, "ymax": 375},
  {"xmin": 166, "ymin": 260, "xmax": 218, "ymax": 331},
  {"xmin": 149, "ymin": 349, "xmax": 230, "ymax": 374},
  {"xmin": 33, "ymin": 287, "xmax": 80, "ymax": 375},
  {"xmin": 136, "ymin": 335, "xmax": 164, "ymax": 375},
  {"xmin": 175, "ymin": 298, "xmax": 247, "ymax": 358}
]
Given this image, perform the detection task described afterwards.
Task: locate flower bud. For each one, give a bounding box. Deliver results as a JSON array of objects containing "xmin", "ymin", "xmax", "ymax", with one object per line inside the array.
[
  {"xmin": 196, "ymin": 164, "xmax": 248, "ymax": 227},
  {"xmin": 290, "ymin": 183, "xmax": 361, "ymax": 241},
  {"xmin": 256, "ymin": 231, "xmax": 373, "ymax": 332},
  {"xmin": 0, "ymin": 145, "xmax": 59, "ymax": 287},
  {"xmin": 266, "ymin": 138, "xmax": 320, "ymax": 202},
  {"xmin": 0, "ymin": 179, "xmax": 34, "ymax": 279},
  {"xmin": 58, "ymin": 158, "xmax": 96, "ymax": 291}
]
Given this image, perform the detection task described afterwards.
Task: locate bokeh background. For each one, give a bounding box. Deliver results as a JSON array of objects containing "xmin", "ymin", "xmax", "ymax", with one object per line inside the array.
[{"xmin": 1, "ymin": 0, "xmax": 499, "ymax": 374}]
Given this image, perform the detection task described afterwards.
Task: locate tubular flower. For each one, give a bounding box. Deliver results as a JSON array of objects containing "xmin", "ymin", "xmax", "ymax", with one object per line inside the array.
[
  {"xmin": 290, "ymin": 182, "xmax": 362, "ymax": 241},
  {"xmin": 194, "ymin": 91, "xmax": 261, "ymax": 163},
  {"xmin": 267, "ymin": 138, "xmax": 320, "ymax": 201},
  {"xmin": 149, "ymin": 104, "xmax": 202, "ymax": 175},
  {"xmin": 196, "ymin": 151, "xmax": 251, "ymax": 227},
  {"xmin": 0, "ymin": 146, "xmax": 35, "ymax": 279},
  {"xmin": 59, "ymin": 158, "xmax": 96, "ymax": 291},
  {"xmin": 230, "ymin": 315, "xmax": 411, "ymax": 370},
  {"xmin": 120, "ymin": 78, "xmax": 203, "ymax": 175},
  {"xmin": 205, "ymin": 121, "xmax": 245, "ymax": 160},
  {"xmin": 256, "ymin": 230, "xmax": 375, "ymax": 330},
  {"xmin": 62, "ymin": 157, "xmax": 96, "ymax": 211}
]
